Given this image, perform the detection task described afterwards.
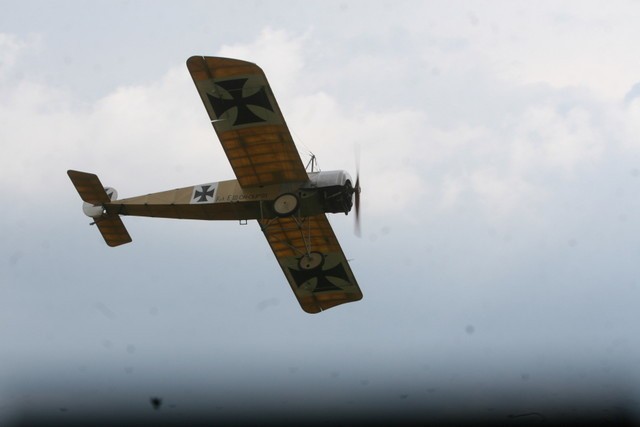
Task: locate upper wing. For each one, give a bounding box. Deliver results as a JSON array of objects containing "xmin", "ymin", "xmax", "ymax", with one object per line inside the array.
[
  {"xmin": 187, "ymin": 56, "xmax": 309, "ymax": 188},
  {"xmin": 259, "ymin": 215, "xmax": 363, "ymax": 313}
]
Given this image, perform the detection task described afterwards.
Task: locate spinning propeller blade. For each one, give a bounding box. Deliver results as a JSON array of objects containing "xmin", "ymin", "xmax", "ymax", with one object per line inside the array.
[
  {"xmin": 353, "ymin": 145, "xmax": 362, "ymax": 237},
  {"xmin": 354, "ymin": 173, "xmax": 361, "ymax": 237}
]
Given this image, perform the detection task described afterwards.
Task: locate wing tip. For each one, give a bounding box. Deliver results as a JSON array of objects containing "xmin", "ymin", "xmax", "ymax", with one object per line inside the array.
[
  {"xmin": 186, "ymin": 55, "xmax": 203, "ymax": 66},
  {"xmin": 186, "ymin": 55, "xmax": 260, "ymax": 75},
  {"xmin": 300, "ymin": 293, "xmax": 364, "ymax": 314}
]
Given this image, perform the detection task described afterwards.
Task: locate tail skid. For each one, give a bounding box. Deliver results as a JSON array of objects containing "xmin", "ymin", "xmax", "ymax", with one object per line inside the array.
[{"xmin": 67, "ymin": 170, "xmax": 132, "ymax": 247}]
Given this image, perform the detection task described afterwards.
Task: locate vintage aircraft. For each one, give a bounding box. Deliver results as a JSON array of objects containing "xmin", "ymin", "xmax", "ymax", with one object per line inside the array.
[{"xmin": 68, "ymin": 56, "xmax": 363, "ymax": 313}]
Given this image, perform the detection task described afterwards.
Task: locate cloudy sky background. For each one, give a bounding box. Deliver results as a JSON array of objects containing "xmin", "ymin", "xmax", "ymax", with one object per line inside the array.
[{"xmin": 1, "ymin": 0, "xmax": 640, "ymax": 423}]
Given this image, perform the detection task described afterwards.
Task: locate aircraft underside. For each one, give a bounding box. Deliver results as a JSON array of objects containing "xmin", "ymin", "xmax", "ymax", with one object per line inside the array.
[{"xmin": 68, "ymin": 55, "xmax": 363, "ymax": 313}]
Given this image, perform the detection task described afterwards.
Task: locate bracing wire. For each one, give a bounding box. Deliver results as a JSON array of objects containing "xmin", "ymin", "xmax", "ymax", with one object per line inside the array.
[{"xmin": 290, "ymin": 126, "xmax": 320, "ymax": 172}]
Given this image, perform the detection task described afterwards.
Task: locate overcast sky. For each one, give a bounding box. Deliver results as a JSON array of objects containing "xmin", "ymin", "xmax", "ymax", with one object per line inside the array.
[{"xmin": 1, "ymin": 1, "xmax": 640, "ymax": 425}]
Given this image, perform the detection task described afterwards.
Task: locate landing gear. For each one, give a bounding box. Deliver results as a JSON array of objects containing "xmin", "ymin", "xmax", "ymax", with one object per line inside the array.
[{"xmin": 273, "ymin": 193, "xmax": 299, "ymax": 216}]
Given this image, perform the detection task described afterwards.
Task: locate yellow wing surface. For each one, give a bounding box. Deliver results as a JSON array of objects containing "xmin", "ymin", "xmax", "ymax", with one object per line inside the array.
[
  {"xmin": 259, "ymin": 215, "xmax": 363, "ymax": 313},
  {"xmin": 187, "ymin": 56, "xmax": 308, "ymax": 188},
  {"xmin": 189, "ymin": 56, "xmax": 362, "ymax": 312}
]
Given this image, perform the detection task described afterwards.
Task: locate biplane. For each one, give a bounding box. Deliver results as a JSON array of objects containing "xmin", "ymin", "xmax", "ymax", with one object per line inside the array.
[{"xmin": 68, "ymin": 56, "xmax": 363, "ymax": 313}]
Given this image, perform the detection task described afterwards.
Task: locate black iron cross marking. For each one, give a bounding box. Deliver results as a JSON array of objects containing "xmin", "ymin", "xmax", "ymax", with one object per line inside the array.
[
  {"xmin": 193, "ymin": 185, "xmax": 215, "ymax": 203},
  {"xmin": 288, "ymin": 258, "xmax": 351, "ymax": 293},
  {"xmin": 207, "ymin": 78, "xmax": 274, "ymax": 126}
]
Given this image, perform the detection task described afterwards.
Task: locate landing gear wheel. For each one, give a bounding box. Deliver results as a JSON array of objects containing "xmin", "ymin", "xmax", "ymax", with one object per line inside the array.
[
  {"xmin": 273, "ymin": 193, "xmax": 299, "ymax": 216},
  {"xmin": 298, "ymin": 252, "xmax": 324, "ymax": 270}
]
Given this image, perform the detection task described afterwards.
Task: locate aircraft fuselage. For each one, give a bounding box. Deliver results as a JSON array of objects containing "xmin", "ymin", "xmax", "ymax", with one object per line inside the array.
[{"xmin": 101, "ymin": 170, "xmax": 354, "ymax": 221}]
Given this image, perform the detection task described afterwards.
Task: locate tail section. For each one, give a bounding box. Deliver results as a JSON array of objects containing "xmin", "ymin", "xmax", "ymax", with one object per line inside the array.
[{"xmin": 67, "ymin": 170, "xmax": 132, "ymax": 247}]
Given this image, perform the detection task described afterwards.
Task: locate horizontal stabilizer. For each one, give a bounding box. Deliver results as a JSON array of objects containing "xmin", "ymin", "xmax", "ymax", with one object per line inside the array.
[
  {"xmin": 67, "ymin": 170, "xmax": 112, "ymax": 204},
  {"xmin": 94, "ymin": 215, "xmax": 132, "ymax": 247},
  {"xmin": 67, "ymin": 170, "xmax": 132, "ymax": 247}
]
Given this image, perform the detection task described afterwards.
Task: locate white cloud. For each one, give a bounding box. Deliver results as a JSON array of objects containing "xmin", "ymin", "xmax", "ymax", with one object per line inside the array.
[
  {"xmin": 511, "ymin": 105, "xmax": 606, "ymax": 175},
  {"xmin": 217, "ymin": 28, "xmax": 309, "ymax": 100},
  {"xmin": 0, "ymin": 79, "xmax": 82, "ymax": 192},
  {"xmin": 402, "ymin": 2, "xmax": 640, "ymax": 100},
  {"xmin": 470, "ymin": 167, "xmax": 546, "ymax": 221},
  {"xmin": 0, "ymin": 33, "xmax": 33, "ymax": 78},
  {"xmin": 85, "ymin": 65, "xmax": 231, "ymax": 191},
  {"xmin": 622, "ymin": 98, "xmax": 640, "ymax": 151},
  {"xmin": 0, "ymin": 57, "xmax": 230, "ymax": 204},
  {"xmin": 2, "ymin": 23, "xmax": 640, "ymax": 229}
]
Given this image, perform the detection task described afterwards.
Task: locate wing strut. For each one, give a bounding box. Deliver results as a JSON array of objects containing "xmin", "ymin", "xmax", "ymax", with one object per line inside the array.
[{"xmin": 260, "ymin": 214, "xmax": 314, "ymax": 259}]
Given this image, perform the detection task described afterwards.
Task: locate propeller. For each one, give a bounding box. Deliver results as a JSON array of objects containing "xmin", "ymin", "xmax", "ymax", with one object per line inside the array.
[
  {"xmin": 354, "ymin": 172, "xmax": 361, "ymax": 237},
  {"xmin": 353, "ymin": 145, "xmax": 362, "ymax": 237}
]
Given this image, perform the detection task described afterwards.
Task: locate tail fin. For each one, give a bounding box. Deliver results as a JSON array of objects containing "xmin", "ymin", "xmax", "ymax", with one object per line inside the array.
[{"xmin": 67, "ymin": 170, "xmax": 132, "ymax": 247}]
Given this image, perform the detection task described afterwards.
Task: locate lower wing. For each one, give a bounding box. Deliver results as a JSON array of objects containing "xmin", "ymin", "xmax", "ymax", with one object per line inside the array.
[{"xmin": 259, "ymin": 214, "xmax": 362, "ymax": 313}]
